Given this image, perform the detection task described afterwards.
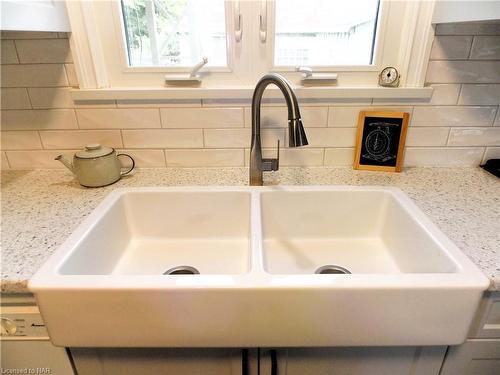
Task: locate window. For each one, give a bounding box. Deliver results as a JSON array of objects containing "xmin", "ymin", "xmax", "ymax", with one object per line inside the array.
[
  {"xmin": 121, "ymin": 0, "xmax": 228, "ymax": 67},
  {"xmin": 66, "ymin": 0, "xmax": 435, "ymax": 95},
  {"xmin": 273, "ymin": 0, "xmax": 380, "ymax": 67}
]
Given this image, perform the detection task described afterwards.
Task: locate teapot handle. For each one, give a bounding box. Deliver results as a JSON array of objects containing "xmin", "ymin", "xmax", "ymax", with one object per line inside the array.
[{"xmin": 117, "ymin": 153, "xmax": 135, "ymax": 175}]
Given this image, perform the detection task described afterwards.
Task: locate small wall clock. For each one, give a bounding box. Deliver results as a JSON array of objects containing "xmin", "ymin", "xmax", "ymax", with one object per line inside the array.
[{"xmin": 378, "ymin": 66, "xmax": 400, "ymax": 87}]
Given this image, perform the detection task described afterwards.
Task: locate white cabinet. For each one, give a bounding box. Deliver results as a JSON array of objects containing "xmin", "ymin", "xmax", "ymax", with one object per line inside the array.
[
  {"xmin": 260, "ymin": 347, "xmax": 446, "ymax": 375},
  {"xmin": 440, "ymin": 340, "xmax": 500, "ymax": 375},
  {"xmin": 71, "ymin": 348, "xmax": 244, "ymax": 375},
  {"xmin": 440, "ymin": 292, "xmax": 500, "ymax": 375},
  {"xmin": 1, "ymin": 0, "xmax": 70, "ymax": 32},
  {"xmin": 433, "ymin": 1, "xmax": 500, "ymax": 24}
]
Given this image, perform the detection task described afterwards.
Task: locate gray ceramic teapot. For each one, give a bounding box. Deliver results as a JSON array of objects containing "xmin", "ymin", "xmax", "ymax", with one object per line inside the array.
[{"xmin": 55, "ymin": 144, "xmax": 135, "ymax": 187}]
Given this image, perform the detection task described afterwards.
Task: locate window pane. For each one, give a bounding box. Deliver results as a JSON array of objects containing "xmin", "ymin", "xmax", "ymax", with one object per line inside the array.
[
  {"xmin": 274, "ymin": 0, "xmax": 380, "ymax": 66},
  {"xmin": 121, "ymin": 0, "xmax": 227, "ymax": 67}
]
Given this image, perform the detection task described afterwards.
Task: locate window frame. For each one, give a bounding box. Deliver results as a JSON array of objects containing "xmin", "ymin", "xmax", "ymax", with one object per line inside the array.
[{"xmin": 66, "ymin": 0, "xmax": 437, "ymax": 98}]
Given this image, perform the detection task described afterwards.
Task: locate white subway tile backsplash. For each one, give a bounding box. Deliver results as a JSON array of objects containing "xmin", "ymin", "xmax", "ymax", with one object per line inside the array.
[
  {"xmin": 244, "ymin": 148, "xmax": 325, "ymax": 167},
  {"xmin": 328, "ymin": 107, "xmax": 362, "ymax": 127},
  {"xmin": 272, "ymin": 148, "xmax": 324, "ymax": 166},
  {"xmin": 161, "ymin": 108, "xmax": 243, "ymax": 128},
  {"xmin": 1, "ymin": 151, "xmax": 10, "ymax": 169},
  {"xmin": 1, "ymin": 131, "xmax": 42, "ymax": 150},
  {"xmin": 305, "ymin": 128, "xmax": 357, "ymax": 147},
  {"xmin": 1, "ymin": 64, "xmax": 68, "ymax": 87},
  {"xmin": 430, "ymin": 36, "xmax": 472, "ymax": 60},
  {"xmin": 412, "ymin": 106, "xmax": 497, "ymax": 127},
  {"xmin": 28, "ymin": 88, "xmax": 74, "ymax": 108},
  {"xmin": 244, "ymin": 107, "xmax": 328, "ymax": 128},
  {"xmin": 404, "ymin": 147, "xmax": 485, "ymax": 166},
  {"xmin": 469, "ymin": 36, "xmax": 500, "ymax": 60},
  {"xmin": 328, "ymin": 107, "xmax": 412, "ymax": 127},
  {"xmin": 40, "ymin": 130, "xmax": 123, "ymax": 149},
  {"xmin": 64, "ymin": 64, "xmax": 78, "ymax": 87},
  {"xmin": 426, "ymin": 61, "xmax": 500, "ymax": 83},
  {"xmin": 1, "ymin": 31, "xmax": 59, "ymax": 39},
  {"xmin": 483, "ymin": 147, "xmax": 500, "ymax": 162},
  {"xmin": 15, "ymin": 39, "xmax": 72, "ymax": 63},
  {"xmin": 458, "ymin": 84, "xmax": 500, "ymax": 105},
  {"xmin": 0, "ymin": 25, "xmax": 498, "ymax": 170},
  {"xmin": 372, "ymin": 85, "xmax": 461, "ymax": 106},
  {"xmin": 435, "ymin": 22, "xmax": 500, "ymax": 36},
  {"xmin": 6, "ymin": 150, "xmax": 77, "ymax": 169},
  {"xmin": 122, "ymin": 129, "xmax": 203, "ymax": 148},
  {"xmin": 166, "ymin": 149, "xmax": 244, "ymax": 167},
  {"xmin": 426, "ymin": 84, "xmax": 461, "ymax": 105},
  {"xmin": 116, "ymin": 149, "xmax": 166, "ymax": 167},
  {"xmin": 448, "ymin": 127, "xmax": 500, "ymax": 146},
  {"xmin": 1, "ymin": 88, "xmax": 31, "ymax": 109},
  {"xmin": 203, "ymin": 128, "xmax": 285, "ymax": 148},
  {"xmin": 406, "ymin": 127, "xmax": 450, "ymax": 147},
  {"xmin": 324, "ymin": 148, "xmax": 355, "ymax": 166},
  {"xmin": 77, "ymin": 109, "xmax": 160, "ymax": 129},
  {"xmin": 1, "ymin": 109, "xmax": 77, "ymax": 130},
  {"xmin": 1, "ymin": 40, "xmax": 18, "ymax": 64}
]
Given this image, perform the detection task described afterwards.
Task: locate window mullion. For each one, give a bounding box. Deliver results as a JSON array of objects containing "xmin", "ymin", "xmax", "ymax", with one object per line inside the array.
[{"xmin": 144, "ymin": 0, "xmax": 160, "ymax": 66}]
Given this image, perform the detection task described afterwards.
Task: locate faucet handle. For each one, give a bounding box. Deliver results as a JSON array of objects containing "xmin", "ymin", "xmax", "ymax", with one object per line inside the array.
[{"xmin": 261, "ymin": 139, "xmax": 280, "ymax": 172}]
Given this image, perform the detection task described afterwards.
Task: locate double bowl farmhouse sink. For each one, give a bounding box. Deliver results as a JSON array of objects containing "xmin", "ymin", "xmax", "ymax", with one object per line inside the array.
[{"xmin": 29, "ymin": 186, "xmax": 489, "ymax": 347}]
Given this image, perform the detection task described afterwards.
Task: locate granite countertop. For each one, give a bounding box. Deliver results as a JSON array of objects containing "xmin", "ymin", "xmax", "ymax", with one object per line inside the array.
[{"xmin": 1, "ymin": 167, "xmax": 499, "ymax": 294}]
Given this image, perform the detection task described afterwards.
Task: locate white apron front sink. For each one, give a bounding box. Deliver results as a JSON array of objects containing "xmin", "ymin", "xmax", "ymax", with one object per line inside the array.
[{"xmin": 29, "ymin": 186, "xmax": 489, "ymax": 347}]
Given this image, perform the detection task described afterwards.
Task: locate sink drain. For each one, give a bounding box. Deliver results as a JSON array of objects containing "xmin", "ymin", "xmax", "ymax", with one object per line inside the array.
[
  {"xmin": 314, "ymin": 265, "xmax": 351, "ymax": 274},
  {"xmin": 163, "ymin": 266, "xmax": 200, "ymax": 275}
]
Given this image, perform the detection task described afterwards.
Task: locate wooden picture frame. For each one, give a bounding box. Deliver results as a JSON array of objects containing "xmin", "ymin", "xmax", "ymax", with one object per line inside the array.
[{"xmin": 353, "ymin": 111, "xmax": 410, "ymax": 172}]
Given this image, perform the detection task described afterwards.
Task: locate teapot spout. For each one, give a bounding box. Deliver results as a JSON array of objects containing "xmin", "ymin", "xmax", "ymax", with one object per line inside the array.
[{"xmin": 55, "ymin": 154, "xmax": 74, "ymax": 173}]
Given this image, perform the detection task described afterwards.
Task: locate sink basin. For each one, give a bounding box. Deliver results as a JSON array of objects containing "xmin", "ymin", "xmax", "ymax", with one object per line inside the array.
[
  {"xmin": 30, "ymin": 186, "xmax": 489, "ymax": 347},
  {"xmin": 59, "ymin": 190, "xmax": 251, "ymax": 276},
  {"xmin": 261, "ymin": 190, "xmax": 456, "ymax": 275}
]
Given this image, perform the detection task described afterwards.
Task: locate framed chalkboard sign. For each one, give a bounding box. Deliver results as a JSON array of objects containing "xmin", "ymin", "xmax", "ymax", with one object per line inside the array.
[{"xmin": 353, "ymin": 111, "xmax": 409, "ymax": 172}]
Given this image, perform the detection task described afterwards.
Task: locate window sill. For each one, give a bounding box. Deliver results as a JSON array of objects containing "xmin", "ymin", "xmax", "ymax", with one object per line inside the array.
[{"xmin": 70, "ymin": 86, "xmax": 433, "ymax": 102}]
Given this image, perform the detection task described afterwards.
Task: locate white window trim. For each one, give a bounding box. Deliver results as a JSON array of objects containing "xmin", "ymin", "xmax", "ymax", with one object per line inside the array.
[{"xmin": 66, "ymin": 0, "xmax": 436, "ymax": 100}]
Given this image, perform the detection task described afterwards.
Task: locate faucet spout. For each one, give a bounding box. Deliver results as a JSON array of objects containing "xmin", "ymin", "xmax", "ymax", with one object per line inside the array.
[{"xmin": 249, "ymin": 73, "xmax": 308, "ymax": 186}]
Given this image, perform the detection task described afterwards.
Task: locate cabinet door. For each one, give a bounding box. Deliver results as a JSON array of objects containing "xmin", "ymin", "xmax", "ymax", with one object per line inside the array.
[
  {"xmin": 440, "ymin": 340, "xmax": 500, "ymax": 375},
  {"xmin": 71, "ymin": 348, "xmax": 244, "ymax": 375},
  {"xmin": 259, "ymin": 347, "xmax": 446, "ymax": 375}
]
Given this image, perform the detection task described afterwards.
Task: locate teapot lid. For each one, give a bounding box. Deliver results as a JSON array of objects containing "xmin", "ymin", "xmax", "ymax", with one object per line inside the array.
[{"xmin": 75, "ymin": 144, "xmax": 114, "ymax": 159}]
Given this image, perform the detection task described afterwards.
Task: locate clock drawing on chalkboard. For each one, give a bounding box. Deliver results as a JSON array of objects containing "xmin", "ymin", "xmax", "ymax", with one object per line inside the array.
[
  {"xmin": 354, "ymin": 111, "xmax": 410, "ymax": 172},
  {"xmin": 363, "ymin": 122, "xmax": 399, "ymax": 163}
]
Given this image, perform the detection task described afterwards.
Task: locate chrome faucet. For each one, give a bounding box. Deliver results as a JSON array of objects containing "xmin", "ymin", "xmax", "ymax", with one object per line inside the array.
[{"xmin": 249, "ymin": 73, "xmax": 308, "ymax": 185}]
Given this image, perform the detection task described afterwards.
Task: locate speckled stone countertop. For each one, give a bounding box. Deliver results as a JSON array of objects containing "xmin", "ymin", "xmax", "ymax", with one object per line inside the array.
[{"xmin": 1, "ymin": 167, "xmax": 499, "ymax": 294}]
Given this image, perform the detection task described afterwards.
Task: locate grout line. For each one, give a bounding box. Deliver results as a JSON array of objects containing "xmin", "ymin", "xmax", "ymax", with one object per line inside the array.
[
  {"xmin": 119, "ymin": 130, "xmax": 125, "ymax": 148},
  {"xmin": 12, "ymin": 40, "xmax": 21, "ymax": 64},
  {"xmin": 35, "ymin": 131, "xmax": 44, "ymax": 149},
  {"xmin": 456, "ymin": 84, "xmax": 463, "ymax": 105},
  {"xmin": 24, "ymin": 87, "xmax": 34, "ymax": 109},
  {"xmin": 3, "ymin": 151, "xmax": 12, "ymax": 169},
  {"xmin": 467, "ymin": 36, "xmax": 475, "ymax": 59},
  {"xmin": 445, "ymin": 127, "xmax": 452, "ymax": 146},
  {"xmin": 480, "ymin": 147, "xmax": 487, "ymax": 164},
  {"xmin": 73, "ymin": 108, "xmax": 81, "ymax": 129}
]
